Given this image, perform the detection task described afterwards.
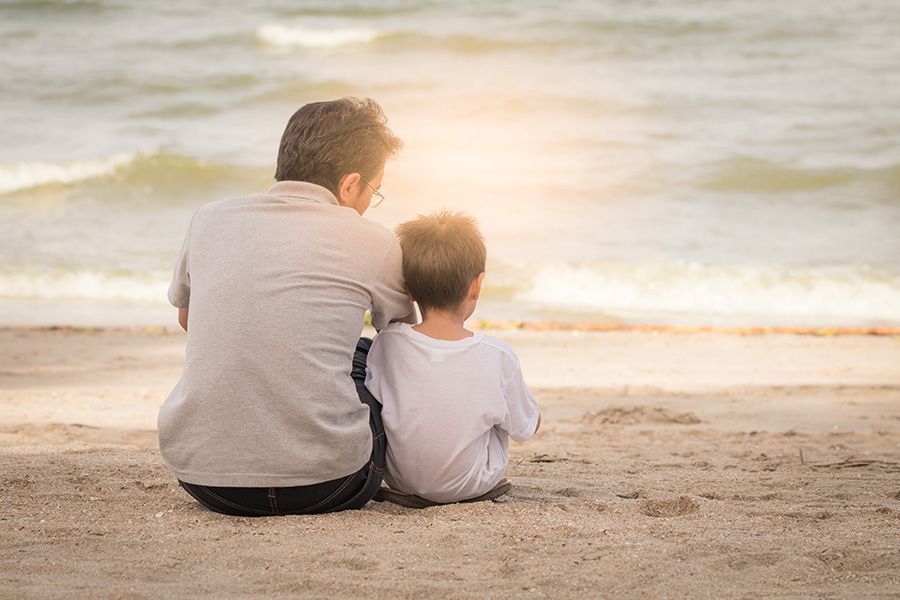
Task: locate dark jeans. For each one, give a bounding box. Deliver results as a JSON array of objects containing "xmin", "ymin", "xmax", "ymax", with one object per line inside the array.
[{"xmin": 179, "ymin": 338, "xmax": 385, "ymax": 517}]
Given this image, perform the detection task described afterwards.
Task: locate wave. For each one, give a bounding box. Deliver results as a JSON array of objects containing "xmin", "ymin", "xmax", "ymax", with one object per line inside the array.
[
  {"xmin": 0, "ymin": 0, "xmax": 112, "ymax": 14},
  {"xmin": 0, "ymin": 269, "xmax": 169, "ymax": 303},
  {"xmin": 0, "ymin": 152, "xmax": 271, "ymax": 198},
  {"xmin": 516, "ymin": 260, "xmax": 900, "ymax": 325},
  {"xmin": 700, "ymin": 157, "xmax": 900, "ymax": 194},
  {"xmin": 573, "ymin": 16, "xmax": 733, "ymax": 39},
  {"xmin": 256, "ymin": 24, "xmax": 380, "ymax": 48},
  {"xmin": 0, "ymin": 153, "xmax": 137, "ymax": 195},
  {"xmin": 271, "ymin": 4, "xmax": 432, "ymax": 19},
  {"xmin": 6, "ymin": 259, "xmax": 899, "ymax": 325},
  {"xmin": 377, "ymin": 31, "xmax": 566, "ymax": 53},
  {"xmin": 256, "ymin": 19, "xmax": 732, "ymax": 55},
  {"xmin": 131, "ymin": 102, "xmax": 221, "ymax": 119},
  {"xmin": 254, "ymin": 25, "xmax": 562, "ymax": 53},
  {"xmin": 253, "ymin": 19, "xmax": 731, "ymax": 56},
  {"xmin": 246, "ymin": 79, "xmax": 359, "ymax": 105}
]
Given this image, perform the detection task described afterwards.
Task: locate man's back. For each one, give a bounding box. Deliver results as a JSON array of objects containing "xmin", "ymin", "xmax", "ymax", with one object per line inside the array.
[
  {"xmin": 365, "ymin": 323, "xmax": 540, "ymax": 503},
  {"xmin": 159, "ymin": 181, "xmax": 412, "ymax": 487}
]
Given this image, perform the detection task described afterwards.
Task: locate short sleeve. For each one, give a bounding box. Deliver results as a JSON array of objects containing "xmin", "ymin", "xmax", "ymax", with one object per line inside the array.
[
  {"xmin": 167, "ymin": 215, "xmax": 194, "ymax": 309},
  {"xmin": 501, "ymin": 358, "xmax": 540, "ymax": 442},
  {"xmin": 370, "ymin": 236, "xmax": 415, "ymax": 331}
]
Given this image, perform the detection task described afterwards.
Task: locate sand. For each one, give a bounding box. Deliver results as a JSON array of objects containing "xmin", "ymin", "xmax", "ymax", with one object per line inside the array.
[{"xmin": 1, "ymin": 326, "xmax": 899, "ymax": 598}]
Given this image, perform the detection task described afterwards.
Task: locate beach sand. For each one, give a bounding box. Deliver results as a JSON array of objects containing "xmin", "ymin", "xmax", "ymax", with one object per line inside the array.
[{"xmin": 1, "ymin": 327, "xmax": 899, "ymax": 598}]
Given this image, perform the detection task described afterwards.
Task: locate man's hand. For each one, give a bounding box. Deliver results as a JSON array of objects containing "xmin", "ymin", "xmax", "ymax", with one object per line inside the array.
[{"xmin": 178, "ymin": 307, "xmax": 189, "ymax": 332}]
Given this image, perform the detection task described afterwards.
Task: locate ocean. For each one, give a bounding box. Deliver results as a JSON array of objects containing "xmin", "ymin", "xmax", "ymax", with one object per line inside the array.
[{"xmin": 2, "ymin": 0, "xmax": 899, "ymax": 326}]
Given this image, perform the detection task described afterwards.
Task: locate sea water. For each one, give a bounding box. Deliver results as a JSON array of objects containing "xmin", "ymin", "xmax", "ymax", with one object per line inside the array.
[{"xmin": 1, "ymin": 0, "xmax": 899, "ymax": 326}]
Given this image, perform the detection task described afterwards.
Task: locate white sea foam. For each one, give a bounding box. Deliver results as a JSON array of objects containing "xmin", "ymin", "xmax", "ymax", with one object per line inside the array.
[
  {"xmin": 0, "ymin": 153, "xmax": 136, "ymax": 195},
  {"xmin": 256, "ymin": 24, "xmax": 379, "ymax": 48},
  {"xmin": 518, "ymin": 260, "xmax": 900, "ymax": 324},
  {"xmin": 0, "ymin": 269, "xmax": 168, "ymax": 303},
  {"xmin": 5, "ymin": 261, "xmax": 899, "ymax": 326}
]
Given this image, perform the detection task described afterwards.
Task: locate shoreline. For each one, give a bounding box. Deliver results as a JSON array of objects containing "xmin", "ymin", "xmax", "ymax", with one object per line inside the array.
[
  {"xmin": 479, "ymin": 321, "xmax": 900, "ymax": 336},
  {"xmin": 3, "ymin": 298, "xmax": 899, "ymax": 335},
  {"xmin": 4, "ymin": 320, "xmax": 900, "ymax": 336}
]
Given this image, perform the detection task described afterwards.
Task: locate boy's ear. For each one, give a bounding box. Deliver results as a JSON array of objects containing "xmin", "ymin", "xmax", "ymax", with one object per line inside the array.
[{"xmin": 468, "ymin": 272, "xmax": 486, "ymax": 301}]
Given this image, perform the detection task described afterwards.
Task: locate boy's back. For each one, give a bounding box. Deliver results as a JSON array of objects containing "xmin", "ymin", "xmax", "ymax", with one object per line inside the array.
[{"xmin": 366, "ymin": 322, "xmax": 539, "ymax": 504}]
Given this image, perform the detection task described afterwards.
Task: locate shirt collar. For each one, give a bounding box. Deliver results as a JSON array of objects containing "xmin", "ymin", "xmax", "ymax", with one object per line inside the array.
[{"xmin": 267, "ymin": 181, "xmax": 340, "ymax": 206}]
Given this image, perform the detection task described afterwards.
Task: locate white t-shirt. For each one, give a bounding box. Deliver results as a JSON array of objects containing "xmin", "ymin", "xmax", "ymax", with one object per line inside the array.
[{"xmin": 365, "ymin": 323, "xmax": 540, "ymax": 503}]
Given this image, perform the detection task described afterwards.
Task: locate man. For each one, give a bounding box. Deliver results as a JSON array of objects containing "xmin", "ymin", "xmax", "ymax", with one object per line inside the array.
[{"xmin": 159, "ymin": 98, "xmax": 415, "ymax": 516}]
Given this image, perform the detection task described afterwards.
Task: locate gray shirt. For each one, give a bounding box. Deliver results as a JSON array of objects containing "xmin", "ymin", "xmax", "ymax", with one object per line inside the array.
[{"xmin": 159, "ymin": 181, "xmax": 414, "ymax": 487}]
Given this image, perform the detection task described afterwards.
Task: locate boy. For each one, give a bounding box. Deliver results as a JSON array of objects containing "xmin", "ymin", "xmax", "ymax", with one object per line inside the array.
[{"xmin": 365, "ymin": 211, "xmax": 540, "ymax": 504}]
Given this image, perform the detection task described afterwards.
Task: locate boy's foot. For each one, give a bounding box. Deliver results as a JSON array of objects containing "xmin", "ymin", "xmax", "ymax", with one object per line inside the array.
[{"xmin": 374, "ymin": 479, "xmax": 512, "ymax": 509}]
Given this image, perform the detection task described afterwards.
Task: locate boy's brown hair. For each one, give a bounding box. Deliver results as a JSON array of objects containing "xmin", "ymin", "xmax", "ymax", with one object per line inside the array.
[{"xmin": 396, "ymin": 211, "xmax": 486, "ymax": 313}]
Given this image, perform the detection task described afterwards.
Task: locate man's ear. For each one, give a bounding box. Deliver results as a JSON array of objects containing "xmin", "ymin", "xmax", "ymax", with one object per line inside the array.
[
  {"xmin": 337, "ymin": 172, "xmax": 362, "ymax": 207},
  {"xmin": 469, "ymin": 272, "xmax": 485, "ymax": 301}
]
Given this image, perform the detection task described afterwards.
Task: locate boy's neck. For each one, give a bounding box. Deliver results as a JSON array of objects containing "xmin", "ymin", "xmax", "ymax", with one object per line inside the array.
[{"xmin": 413, "ymin": 306, "xmax": 473, "ymax": 341}]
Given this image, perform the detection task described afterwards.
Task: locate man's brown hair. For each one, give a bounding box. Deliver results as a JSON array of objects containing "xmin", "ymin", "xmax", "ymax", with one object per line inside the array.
[
  {"xmin": 396, "ymin": 211, "xmax": 486, "ymax": 313},
  {"xmin": 275, "ymin": 97, "xmax": 402, "ymax": 196}
]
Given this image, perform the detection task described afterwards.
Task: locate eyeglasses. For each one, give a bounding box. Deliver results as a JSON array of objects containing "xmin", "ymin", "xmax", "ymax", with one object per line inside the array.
[{"xmin": 361, "ymin": 177, "xmax": 386, "ymax": 208}]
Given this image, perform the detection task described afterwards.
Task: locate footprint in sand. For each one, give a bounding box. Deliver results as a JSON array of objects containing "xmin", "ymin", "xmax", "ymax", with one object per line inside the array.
[
  {"xmin": 727, "ymin": 552, "xmax": 783, "ymax": 570},
  {"xmin": 580, "ymin": 406, "xmax": 701, "ymax": 426},
  {"xmin": 638, "ymin": 496, "xmax": 699, "ymax": 517},
  {"xmin": 528, "ymin": 454, "xmax": 569, "ymax": 463},
  {"xmin": 809, "ymin": 459, "xmax": 900, "ymax": 473}
]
